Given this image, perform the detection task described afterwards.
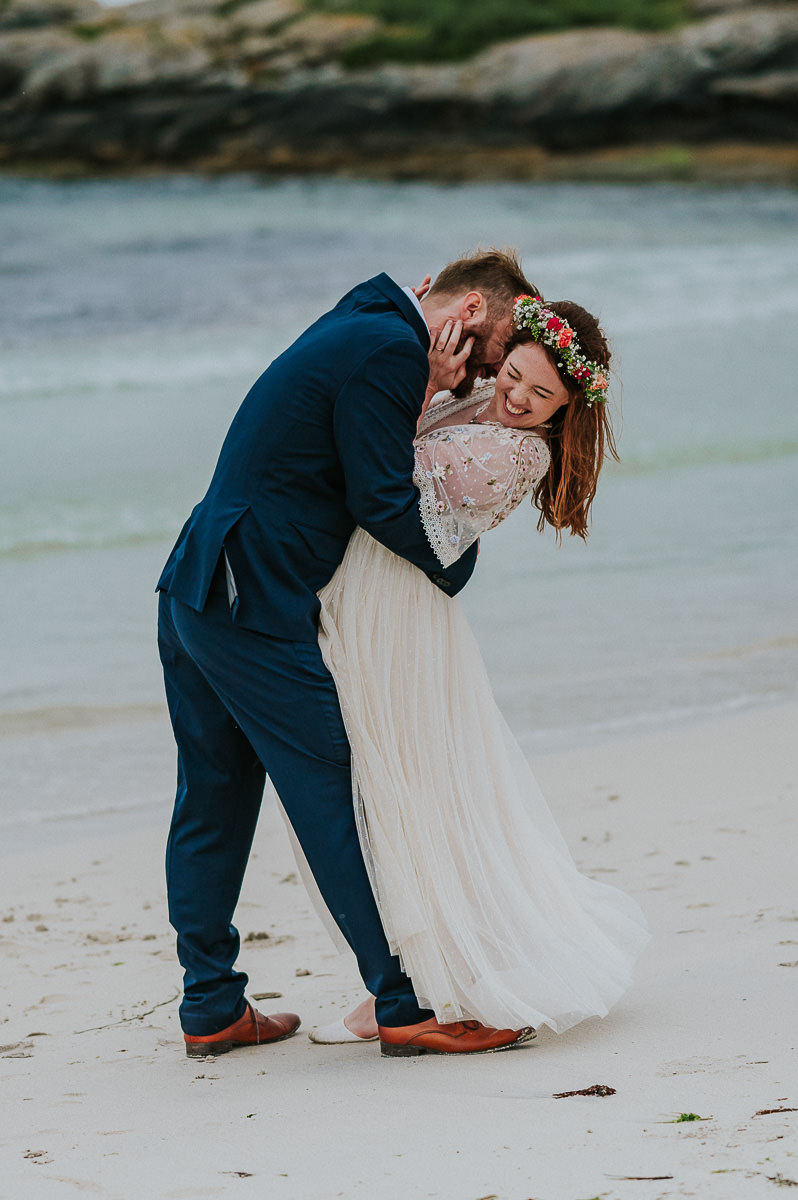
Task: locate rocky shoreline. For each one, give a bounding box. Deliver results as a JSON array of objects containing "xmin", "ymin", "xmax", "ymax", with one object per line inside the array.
[{"xmin": 1, "ymin": 0, "xmax": 797, "ymax": 180}]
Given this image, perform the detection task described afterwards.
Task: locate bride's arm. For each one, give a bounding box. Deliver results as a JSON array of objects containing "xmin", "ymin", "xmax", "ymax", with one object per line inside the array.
[{"xmin": 414, "ymin": 426, "xmax": 549, "ymax": 567}]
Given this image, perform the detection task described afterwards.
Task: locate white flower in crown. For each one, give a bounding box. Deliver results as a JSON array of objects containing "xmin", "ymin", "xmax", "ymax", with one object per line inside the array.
[{"xmin": 512, "ymin": 295, "xmax": 609, "ymax": 407}]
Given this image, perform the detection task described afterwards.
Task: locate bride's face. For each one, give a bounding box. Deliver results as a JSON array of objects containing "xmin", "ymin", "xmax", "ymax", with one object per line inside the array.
[{"xmin": 486, "ymin": 342, "xmax": 569, "ymax": 430}]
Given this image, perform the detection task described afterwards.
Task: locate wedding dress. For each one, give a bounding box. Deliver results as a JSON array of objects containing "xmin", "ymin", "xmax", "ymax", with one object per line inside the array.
[{"xmin": 315, "ymin": 385, "xmax": 649, "ymax": 1033}]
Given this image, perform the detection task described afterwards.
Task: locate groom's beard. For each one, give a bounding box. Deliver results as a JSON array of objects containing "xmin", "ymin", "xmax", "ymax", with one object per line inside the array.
[{"xmin": 450, "ymin": 331, "xmax": 498, "ymax": 399}]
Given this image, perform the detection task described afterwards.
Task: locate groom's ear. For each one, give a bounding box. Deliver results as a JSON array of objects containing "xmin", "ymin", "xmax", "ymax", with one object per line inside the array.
[{"xmin": 459, "ymin": 291, "xmax": 486, "ymax": 323}]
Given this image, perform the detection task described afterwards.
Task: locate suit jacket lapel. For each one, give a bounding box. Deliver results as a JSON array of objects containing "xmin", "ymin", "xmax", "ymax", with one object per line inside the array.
[{"xmin": 370, "ymin": 273, "xmax": 431, "ymax": 351}]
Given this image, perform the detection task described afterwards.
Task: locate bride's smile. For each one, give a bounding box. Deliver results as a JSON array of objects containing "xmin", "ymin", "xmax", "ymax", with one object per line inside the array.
[{"xmin": 483, "ymin": 341, "xmax": 570, "ymax": 430}]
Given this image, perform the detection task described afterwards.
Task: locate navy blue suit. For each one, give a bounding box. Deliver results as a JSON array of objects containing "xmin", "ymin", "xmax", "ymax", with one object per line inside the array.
[{"xmin": 157, "ymin": 275, "xmax": 478, "ymax": 1034}]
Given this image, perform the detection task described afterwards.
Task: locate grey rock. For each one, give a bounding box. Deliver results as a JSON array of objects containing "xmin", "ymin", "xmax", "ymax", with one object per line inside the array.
[
  {"xmin": 0, "ymin": 26, "xmax": 73, "ymax": 94},
  {"xmin": 678, "ymin": 4, "xmax": 798, "ymax": 73},
  {"xmin": 21, "ymin": 24, "xmax": 215, "ymax": 101},
  {"xmin": 0, "ymin": 0, "xmax": 100, "ymax": 31},
  {"xmin": 690, "ymin": 0, "xmax": 773, "ymax": 14},
  {"xmin": 120, "ymin": 0, "xmax": 223, "ymax": 22},
  {"xmin": 227, "ymin": 9, "xmax": 378, "ymax": 77},
  {"xmin": 158, "ymin": 15, "xmax": 224, "ymax": 43},
  {"xmin": 276, "ymin": 13, "xmax": 380, "ymax": 66},
  {"xmin": 438, "ymin": 29, "xmax": 656, "ymax": 109},
  {"xmin": 229, "ymin": 0, "xmax": 302, "ymax": 35},
  {"xmin": 391, "ymin": 6, "xmax": 798, "ymax": 111},
  {"xmin": 1, "ymin": 1, "xmax": 797, "ymax": 167},
  {"xmin": 712, "ymin": 65, "xmax": 798, "ymax": 94}
]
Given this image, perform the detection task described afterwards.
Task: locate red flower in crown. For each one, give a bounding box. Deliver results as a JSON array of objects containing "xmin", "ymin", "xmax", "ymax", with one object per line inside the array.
[{"xmin": 513, "ymin": 293, "xmax": 609, "ymax": 404}]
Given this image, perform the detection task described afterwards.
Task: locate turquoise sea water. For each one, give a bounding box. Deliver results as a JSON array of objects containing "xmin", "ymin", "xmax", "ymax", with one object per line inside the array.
[{"xmin": 1, "ymin": 176, "xmax": 797, "ymax": 833}]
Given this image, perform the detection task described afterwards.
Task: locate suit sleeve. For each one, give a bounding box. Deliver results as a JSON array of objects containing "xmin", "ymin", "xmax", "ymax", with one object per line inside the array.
[{"xmin": 333, "ymin": 338, "xmax": 477, "ymax": 597}]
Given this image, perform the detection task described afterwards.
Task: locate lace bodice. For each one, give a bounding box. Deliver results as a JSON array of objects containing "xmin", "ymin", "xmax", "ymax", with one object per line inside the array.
[{"xmin": 413, "ymin": 385, "xmax": 550, "ymax": 568}]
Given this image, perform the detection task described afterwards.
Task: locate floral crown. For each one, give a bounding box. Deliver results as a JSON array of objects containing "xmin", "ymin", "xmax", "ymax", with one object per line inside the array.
[{"xmin": 512, "ymin": 295, "xmax": 609, "ymax": 407}]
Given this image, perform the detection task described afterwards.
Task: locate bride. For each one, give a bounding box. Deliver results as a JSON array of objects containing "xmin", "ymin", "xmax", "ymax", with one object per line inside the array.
[{"xmin": 305, "ymin": 294, "xmax": 649, "ymax": 1050}]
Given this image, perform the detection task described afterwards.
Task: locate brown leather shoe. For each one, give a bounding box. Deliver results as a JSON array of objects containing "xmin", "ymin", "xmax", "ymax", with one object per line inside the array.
[
  {"xmin": 184, "ymin": 1002, "xmax": 301, "ymax": 1058},
  {"xmin": 378, "ymin": 1016, "xmax": 535, "ymax": 1057}
]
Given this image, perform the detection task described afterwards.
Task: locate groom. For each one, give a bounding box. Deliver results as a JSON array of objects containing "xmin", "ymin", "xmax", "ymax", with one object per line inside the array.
[{"xmin": 157, "ymin": 249, "xmax": 537, "ymax": 1057}]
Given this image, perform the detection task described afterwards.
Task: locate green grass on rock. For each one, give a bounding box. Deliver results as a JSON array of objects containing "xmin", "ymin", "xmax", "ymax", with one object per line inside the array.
[{"xmin": 310, "ymin": 0, "xmax": 689, "ymax": 66}]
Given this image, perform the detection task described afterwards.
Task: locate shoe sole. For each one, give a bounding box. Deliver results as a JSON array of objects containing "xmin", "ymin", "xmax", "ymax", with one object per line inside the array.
[
  {"xmin": 185, "ymin": 1023, "xmax": 300, "ymax": 1058},
  {"xmin": 380, "ymin": 1028, "xmax": 536, "ymax": 1058}
]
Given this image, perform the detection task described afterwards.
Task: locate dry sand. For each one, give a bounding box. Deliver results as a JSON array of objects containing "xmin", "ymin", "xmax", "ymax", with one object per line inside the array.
[{"xmin": 1, "ymin": 703, "xmax": 796, "ymax": 1200}]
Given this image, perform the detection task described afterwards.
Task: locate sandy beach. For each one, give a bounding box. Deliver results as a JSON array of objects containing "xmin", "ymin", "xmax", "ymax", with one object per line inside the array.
[{"xmin": 1, "ymin": 701, "xmax": 795, "ymax": 1200}]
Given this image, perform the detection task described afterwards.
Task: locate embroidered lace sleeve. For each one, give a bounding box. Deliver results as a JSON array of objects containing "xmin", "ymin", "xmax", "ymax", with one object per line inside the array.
[{"xmin": 413, "ymin": 423, "xmax": 550, "ymax": 568}]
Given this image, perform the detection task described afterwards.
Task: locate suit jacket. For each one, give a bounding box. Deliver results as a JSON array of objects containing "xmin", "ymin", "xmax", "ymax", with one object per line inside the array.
[{"xmin": 157, "ymin": 273, "xmax": 478, "ymax": 641}]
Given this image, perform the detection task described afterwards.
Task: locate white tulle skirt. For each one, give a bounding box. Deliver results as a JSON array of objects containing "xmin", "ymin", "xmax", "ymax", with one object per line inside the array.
[{"xmin": 316, "ymin": 528, "xmax": 650, "ymax": 1033}]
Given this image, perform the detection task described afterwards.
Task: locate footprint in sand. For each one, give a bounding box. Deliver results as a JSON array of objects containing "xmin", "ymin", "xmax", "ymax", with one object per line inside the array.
[{"xmin": 23, "ymin": 1150, "xmax": 52, "ymax": 1165}]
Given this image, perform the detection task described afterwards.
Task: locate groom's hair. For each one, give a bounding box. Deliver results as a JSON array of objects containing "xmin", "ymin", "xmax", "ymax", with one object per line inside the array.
[{"xmin": 426, "ymin": 248, "xmax": 538, "ymax": 319}]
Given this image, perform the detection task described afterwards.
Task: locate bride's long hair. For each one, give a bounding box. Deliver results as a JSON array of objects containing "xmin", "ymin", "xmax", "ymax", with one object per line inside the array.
[{"xmin": 509, "ymin": 301, "xmax": 618, "ymax": 541}]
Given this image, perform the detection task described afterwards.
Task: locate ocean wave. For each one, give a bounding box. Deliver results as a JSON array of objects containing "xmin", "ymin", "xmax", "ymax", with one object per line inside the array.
[
  {"xmin": 0, "ymin": 794, "xmax": 164, "ymax": 832},
  {"xmin": 2, "ymin": 439, "xmax": 795, "ymax": 560},
  {"xmin": 0, "ymin": 703, "xmax": 166, "ymax": 738},
  {"xmin": 0, "ymin": 510, "xmax": 178, "ymax": 559},
  {"xmin": 610, "ymin": 438, "xmax": 798, "ymax": 477},
  {"xmin": 0, "ymin": 528, "xmax": 173, "ymax": 559},
  {"xmin": 0, "ymin": 342, "xmax": 271, "ymax": 402},
  {"xmin": 516, "ymin": 690, "xmax": 793, "ymax": 751}
]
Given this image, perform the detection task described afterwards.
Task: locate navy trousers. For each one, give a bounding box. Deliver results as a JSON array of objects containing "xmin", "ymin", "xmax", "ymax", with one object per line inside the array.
[{"xmin": 157, "ymin": 575, "xmax": 431, "ymax": 1035}]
